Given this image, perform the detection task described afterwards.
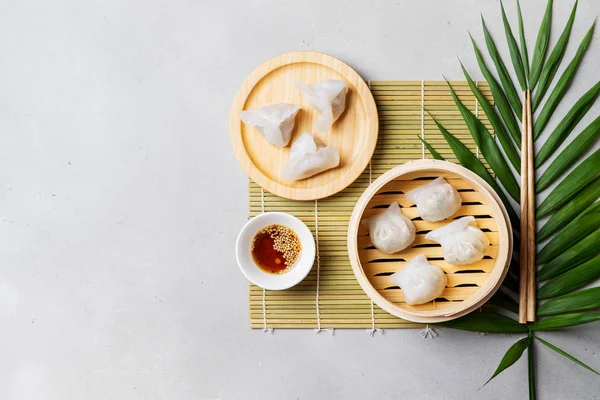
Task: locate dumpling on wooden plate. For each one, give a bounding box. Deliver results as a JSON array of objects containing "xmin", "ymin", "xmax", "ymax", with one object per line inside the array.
[
  {"xmin": 240, "ymin": 103, "xmax": 301, "ymax": 147},
  {"xmin": 280, "ymin": 132, "xmax": 340, "ymax": 182},
  {"xmin": 296, "ymin": 80, "xmax": 347, "ymax": 132}
]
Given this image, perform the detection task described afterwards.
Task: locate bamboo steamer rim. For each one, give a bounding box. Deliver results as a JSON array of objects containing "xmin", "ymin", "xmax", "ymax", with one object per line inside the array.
[
  {"xmin": 229, "ymin": 51, "xmax": 378, "ymax": 200},
  {"xmin": 347, "ymin": 159, "xmax": 513, "ymax": 323}
]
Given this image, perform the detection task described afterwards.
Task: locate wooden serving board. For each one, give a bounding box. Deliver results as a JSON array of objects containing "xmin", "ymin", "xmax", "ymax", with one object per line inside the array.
[
  {"xmin": 231, "ymin": 51, "xmax": 378, "ymax": 200},
  {"xmin": 249, "ymin": 81, "xmax": 507, "ymax": 330}
]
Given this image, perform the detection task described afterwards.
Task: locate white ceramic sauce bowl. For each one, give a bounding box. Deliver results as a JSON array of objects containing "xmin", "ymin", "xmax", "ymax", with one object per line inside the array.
[{"xmin": 236, "ymin": 212, "xmax": 315, "ymax": 290}]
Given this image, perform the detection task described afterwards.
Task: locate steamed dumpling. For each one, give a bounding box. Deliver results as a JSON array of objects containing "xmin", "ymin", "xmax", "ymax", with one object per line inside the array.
[
  {"xmin": 362, "ymin": 202, "xmax": 416, "ymax": 254},
  {"xmin": 280, "ymin": 132, "xmax": 340, "ymax": 182},
  {"xmin": 425, "ymin": 216, "xmax": 490, "ymax": 265},
  {"xmin": 240, "ymin": 103, "xmax": 301, "ymax": 147},
  {"xmin": 389, "ymin": 254, "xmax": 446, "ymax": 305},
  {"xmin": 405, "ymin": 177, "xmax": 462, "ymax": 222},
  {"xmin": 296, "ymin": 80, "xmax": 348, "ymax": 132}
]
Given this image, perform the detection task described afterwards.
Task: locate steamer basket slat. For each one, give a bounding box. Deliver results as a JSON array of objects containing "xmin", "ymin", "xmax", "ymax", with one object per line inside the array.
[{"xmin": 348, "ymin": 159, "xmax": 512, "ymax": 323}]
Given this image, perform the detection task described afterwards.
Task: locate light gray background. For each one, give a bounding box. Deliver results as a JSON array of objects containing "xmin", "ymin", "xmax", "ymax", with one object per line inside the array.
[{"xmin": 0, "ymin": 0, "xmax": 598, "ymax": 399}]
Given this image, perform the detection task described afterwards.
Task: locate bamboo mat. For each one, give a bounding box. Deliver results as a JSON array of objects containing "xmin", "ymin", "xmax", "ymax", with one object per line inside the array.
[{"xmin": 248, "ymin": 81, "xmax": 493, "ymax": 330}]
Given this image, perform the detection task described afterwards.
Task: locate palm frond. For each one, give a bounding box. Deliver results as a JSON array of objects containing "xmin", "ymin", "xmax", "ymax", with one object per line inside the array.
[
  {"xmin": 533, "ymin": 21, "xmax": 596, "ymax": 138},
  {"xmin": 536, "ymin": 114, "xmax": 600, "ymax": 192},
  {"xmin": 538, "ymin": 287, "xmax": 600, "ymax": 316},
  {"xmin": 500, "ymin": 1, "xmax": 528, "ymax": 90},
  {"xmin": 536, "ymin": 177, "xmax": 599, "ymax": 242},
  {"xmin": 446, "ymin": 81, "xmax": 521, "ymax": 201},
  {"xmin": 538, "ymin": 255, "xmax": 600, "ymax": 299},
  {"xmin": 536, "ymin": 149, "xmax": 600, "ymax": 217},
  {"xmin": 516, "ymin": 0, "xmax": 530, "ymax": 80},
  {"xmin": 532, "ymin": 1, "xmax": 578, "ymax": 111},
  {"xmin": 537, "ymin": 230, "xmax": 600, "ymax": 281},
  {"xmin": 538, "ymin": 201, "xmax": 600, "ymax": 264},
  {"xmin": 529, "ymin": 0, "xmax": 553, "ymax": 89},
  {"xmin": 470, "ymin": 34, "xmax": 522, "ymax": 145},
  {"xmin": 536, "ymin": 82, "xmax": 600, "ymax": 167},
  {"xmin": 481, "ymin": 17, "xmax": 523, "ymax": 118},
  {"xmin": 460, "ymin": 63, "xmax": 521, "ymax": 170}
]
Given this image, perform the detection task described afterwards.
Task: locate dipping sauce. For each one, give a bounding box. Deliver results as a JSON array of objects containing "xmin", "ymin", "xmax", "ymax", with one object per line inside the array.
[{"xmin": 251, "ymin": 224, "xmax": 302, "ymax": 274}]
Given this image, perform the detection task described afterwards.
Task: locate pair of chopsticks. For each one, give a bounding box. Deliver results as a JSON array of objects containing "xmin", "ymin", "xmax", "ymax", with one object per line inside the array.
[{"xmin": 519, "ymin": 90, "xmax": 536, "ymax": 323}]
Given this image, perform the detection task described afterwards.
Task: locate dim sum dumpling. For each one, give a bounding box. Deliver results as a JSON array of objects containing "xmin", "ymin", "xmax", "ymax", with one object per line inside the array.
[
  {"xmin": 280, "ymin": 132, "xmax": 340, "ymax": 182},
  {"xmin": 405, "ymin": 177, "xmax": 462, "ymax": 222},
  {"xmin": 362, "ymin": 202, "xmax": 416, "ymax": 254},
  {"xmin": 296, "ymin": 80, "xmax": 348, "ymax": 132},
  {"xmin": 240, "ymin": 103, "xmax": 301, "ymax": 147},
  {"xmin": 389, "ymin": 254, "xmax": 446, "ymax": 305},
  {"xmin": 425, "ymin": 216, "xmax": 490, "ymax": 265}
]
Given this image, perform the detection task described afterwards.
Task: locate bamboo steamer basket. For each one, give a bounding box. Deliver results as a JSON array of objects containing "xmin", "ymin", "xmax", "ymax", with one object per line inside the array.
[{"xmin": 348, "ymin": 159, "xmax": 513, "ymax": 323}]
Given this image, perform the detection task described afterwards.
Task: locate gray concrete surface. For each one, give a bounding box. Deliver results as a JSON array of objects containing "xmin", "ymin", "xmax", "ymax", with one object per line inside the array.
[{"xmin": 0, "ymin": 0, "xmax": 599, "ymax": 399}]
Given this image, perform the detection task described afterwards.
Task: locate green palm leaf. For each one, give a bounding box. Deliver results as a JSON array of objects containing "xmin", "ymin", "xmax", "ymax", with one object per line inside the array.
[
  {"xmin": 418, "ymin": 136, "xmax": 444, "ymax": 160},
  {"xmin": 537, "ymin": 177, "xmax": 599, "ymax": 242},
  {"xmin": 446, "ymin": 81, "xmax": 520, "ymax": 201},
  {"xmin": 534, "ymin": 21, "xmax": 596, "ymax": 138},
  {"xmin": 528, "ymin": 339, "xmax": 535, "ymax": 400},
  {"xmin": 531, "ymin": 312, "xmax": 600, "ymax": 330},
  {"xmin": 481, "ymin": 17, "xmax": 523, "ymax": 119},
  {"xmin": 460, "ymin": 63, "xmax": 520, "ymax": 170},
  {"xmin": 470, "ymin": 34, "xmax": 522, "ymax": 145},
  {"xmin": 533, "ymin": 336, "xmax": 600, "ymax": 375},
  {"xmin": 516, "ymin": 0, "xmax": 530, "ymax": 80},
  {"xmin": 536, "ymin": 149, "xmax": 600, "ymax": 218},
  {"xmin": 536, "ymin": 81, "xmax": 600, "ymax": 166},
  {"xmin": 441, "ymin": 312, "xmax": 528, "ymax": 333},
  {"xmin": 538, "ymin": 201, "xmax": 600, "ymax": 264},
  {"xmin": 500, "ymin": 1, "xmax": 528, "ymax": 90},
  {"xmin": 536, "ymin": 114, "xmax": 600, "ymax": 192},
  {"xmin": 532, "ymin": 1, "xmax": 578, "ymax": 111},
  {"xmin": 538, "ymin": 255, "xmax": 600, "ymax": 299},
  {"xmin": 483, "ymin": 337, "xmax": 530, "ymax": 387},
  {"xmin": 538, "ymin": 287, "xmax": 600, "ymax": 316},
  {"xmin": 529, "ymin": 0, "xmax": 553, "ymax": 90},
  {"xmin": 537, "ymin": 230, "xmax": 600, "ymax": 281}
]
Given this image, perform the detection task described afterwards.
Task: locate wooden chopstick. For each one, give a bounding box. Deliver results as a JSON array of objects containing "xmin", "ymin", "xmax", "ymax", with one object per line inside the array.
[
  {"xmin": 526, "ymin": 91, "xmax": 536, "ymax": 322},
  {"xmin": 519, "ymin": 90, "xmax": 530, "ymax": 324}
]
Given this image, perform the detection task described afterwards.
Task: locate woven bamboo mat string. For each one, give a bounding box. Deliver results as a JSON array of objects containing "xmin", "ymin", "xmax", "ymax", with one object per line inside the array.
[
  {"xmin": 475, "ymin": 81, "xmax": 484, "ymax": 315},
  {"xmin": 475, "ymin": 81, "xmax": 480, "ymax": 159},
  {"xmin": 260, "ymin": 188, "xmax": 273, "ymax": 333},
  {"xmin": 364, "ymin": 80, "xmax": 383, "ymax": 337},
  {"xmin": 314, "ymin": 199, "xmax": 334, "ymax": 335},
  {"xmin": 421, "ymin": 81, "xmax": 425, "ymax": 158},
  {"xmin": 419, "ymin": 80, "xmax": 439, "ymax": 339}
]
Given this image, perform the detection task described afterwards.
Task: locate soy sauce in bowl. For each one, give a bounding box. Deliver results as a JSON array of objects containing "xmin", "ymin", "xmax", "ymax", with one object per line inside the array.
[{"xmin": 251, "ymin": 224, "xmax": 301, "ymax": 274}]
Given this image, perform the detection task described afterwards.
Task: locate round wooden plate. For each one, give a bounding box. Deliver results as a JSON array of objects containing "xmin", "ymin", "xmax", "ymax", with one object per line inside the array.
[
  {"xmin": 230, "ymin": 51, "xmax": 378, "ymax": 200},
  {"xmin": 348, "ymin": 160, "xmax": 513, "ymax": 323}
]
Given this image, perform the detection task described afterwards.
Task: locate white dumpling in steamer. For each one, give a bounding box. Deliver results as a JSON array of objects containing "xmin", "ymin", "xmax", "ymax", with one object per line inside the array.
[
  {"xmin": 296, "ymin": 80, "xmax": 348, "ymax": 132},
  {"xmin": 280, "ymin": 132, "xmax": 340, "ymax": 182},
  {"xmin": 361, "ymin": 202, "xmax": 416, "ymax": 254},
  {"xmin": 405, "ymin": 177, "xmax": 462, "ymax": 222},
  {"xmin": 240, "ymin": 103, "xmax": 301, "ymax": 147},
  {"xmin": 425, "ymin": 216, "xmax": 490, "ymax": 265},
  {"xmin": 389, "ymin": 254, "xmax": 447, "ymax": 306}
]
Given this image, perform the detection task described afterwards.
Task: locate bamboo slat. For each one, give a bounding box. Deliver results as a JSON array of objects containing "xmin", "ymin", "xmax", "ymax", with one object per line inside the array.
[{"xmin": 248, "ymin": 80, "xmax": 495, "ymax": 329}]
